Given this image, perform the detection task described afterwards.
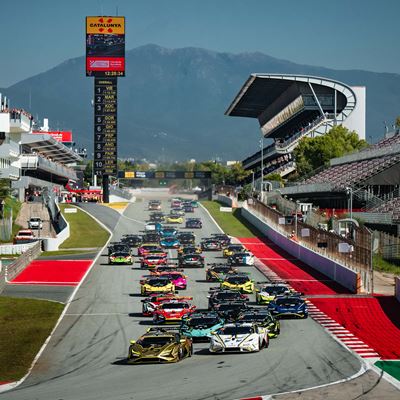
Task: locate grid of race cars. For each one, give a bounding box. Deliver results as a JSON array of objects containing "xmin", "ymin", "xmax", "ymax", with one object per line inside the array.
[{"xmin": 107, "ymin": 198, "xmax": 308, "ymax": 364}]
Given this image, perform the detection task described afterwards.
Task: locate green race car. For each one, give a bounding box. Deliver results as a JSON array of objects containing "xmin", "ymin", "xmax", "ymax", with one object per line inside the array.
[{"xmin": 108, "ymin": 251, "xmax": 133, "ymax": 265}]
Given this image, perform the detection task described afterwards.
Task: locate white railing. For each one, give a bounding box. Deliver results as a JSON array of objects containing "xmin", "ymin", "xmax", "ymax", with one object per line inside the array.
[{"xmin": 0, "ymin": 242, "xmax": 37, "ymax": 255}]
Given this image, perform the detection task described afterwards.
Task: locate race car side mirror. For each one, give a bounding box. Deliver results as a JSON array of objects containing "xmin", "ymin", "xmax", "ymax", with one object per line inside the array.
[
  {"xmin": 130, "ymin": 340, "xmax": 136, "ymax": 344},
  {"xmin": 180, "ymin": 339, "xmax": 186, "ymax": 344},
  {"xmin": 255, "ymin": 288, "xmax": 260, "ymax": 292}
]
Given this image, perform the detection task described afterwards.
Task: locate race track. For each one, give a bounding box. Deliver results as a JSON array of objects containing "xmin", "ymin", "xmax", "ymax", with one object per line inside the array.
[{"xmin": 1, "ymin": 200, "xmax": 361, "ymax": 400}]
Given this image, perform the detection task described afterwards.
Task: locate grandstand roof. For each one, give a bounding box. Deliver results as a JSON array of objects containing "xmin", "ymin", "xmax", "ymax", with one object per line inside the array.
[
  {"xmin": 225, "ymin": 74, "xmax": 354, "ymax": 119},
  {"xmin": 21, "ymin": 133, "xmax": 82, "ymax": 164}
]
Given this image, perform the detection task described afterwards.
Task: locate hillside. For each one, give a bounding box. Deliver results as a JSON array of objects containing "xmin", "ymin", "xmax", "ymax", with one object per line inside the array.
[{"xmin": 3, "ymin": 44, "xmax": 400, "ymax": 160}]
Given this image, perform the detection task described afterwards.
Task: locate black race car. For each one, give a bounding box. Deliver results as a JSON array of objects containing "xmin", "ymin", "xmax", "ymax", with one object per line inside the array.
[
  {"xmin": 213, "ymin": 302, "xmax": 248, "ymax": 322},
  {"xmin": 237, "ymin": 309, "xmax": 280, "ymax": 338},
  {"xmin": 143, "ymin": 233, "xmax": 160, "ymax": 243},
  {"xmin": 205, "ymin": 264, "xmax": 238, "ymax": 282},
  {"xmin": 121, "ymin": 235, "xmax": 142, "ymax": 248},
  {"xmin": 177, "ymin": 232, "xmax": 196, "ymax": 245},
  {"xmin": 207, "ymin": 289, "xmax": 248, "ymax": 310},
  {"xmin": 149, "ymin": 212, "xmax": 165, "ymax": 222},
  {"xmin": 185, "ymin": 218, "xmax": 202, "ymax": 229},
  {"xmin": 178, "ymin": 253, "xmax": 205, "ymax": 268},
  {"xmin": 211, "ymin": 233, "xmax": 231, "ymax": 247},
  {"xmin": 107, "ymin": 242, "xmax": 131, "ymax": 256},
  {"xmin": 201, "ymin": 239, "xmax": 222, "ymax": 251}
]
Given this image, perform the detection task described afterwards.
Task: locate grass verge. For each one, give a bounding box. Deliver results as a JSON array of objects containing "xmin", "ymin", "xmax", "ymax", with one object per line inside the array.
[
  {"xmin": 375, "ymin": 360, "xmax": 400, "ymax": 382},
  {"xmin": 59, "ymin": 204, "xmax": 109, "ymax": 249},
  {"xmin": 40, "ymin": 249, "xmax": 95, "ymax": 257},
  {"xmin": 201, "ymin": 201, "xmax": 260, "ymax": 238},
  {"xmin": 373, "ymin": 254, "xmax": 400, "ymax": 275},
  {"xmin": 0, "ymin": 296, "xmax": 64, "ymax": 382}
]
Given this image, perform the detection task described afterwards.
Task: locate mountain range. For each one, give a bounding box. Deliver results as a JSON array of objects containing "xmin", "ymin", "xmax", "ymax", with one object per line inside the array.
[{"xmin": 2, "ymin": 44, "xmax": 400, "ymax": 161}]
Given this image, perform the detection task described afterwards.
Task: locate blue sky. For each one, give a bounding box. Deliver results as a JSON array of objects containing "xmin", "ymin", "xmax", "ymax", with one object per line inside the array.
[{"xmin": 1, "ymin": 0, "xmax": 399, "ymax": 87}]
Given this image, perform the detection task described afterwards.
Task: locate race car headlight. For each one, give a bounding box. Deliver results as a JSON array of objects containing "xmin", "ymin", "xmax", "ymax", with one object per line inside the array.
[{"xmin": 211, "ymin": 336, "xmax": 224, "ymax": 348}]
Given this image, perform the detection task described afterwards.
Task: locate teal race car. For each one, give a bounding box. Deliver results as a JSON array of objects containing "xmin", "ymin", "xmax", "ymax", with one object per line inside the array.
[
  {"xmin": 109, "ymin": 251, "xmax": 133, "ymax": 265},
  {"xmin": 180, "ymin": 312, "xmax": 224, "ymax": 341}
]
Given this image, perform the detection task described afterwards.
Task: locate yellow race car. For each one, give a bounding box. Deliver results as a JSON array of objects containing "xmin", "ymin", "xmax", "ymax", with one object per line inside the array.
[
  {"xmin": 223, "ymin": 244, "xmax": 245, "ymax": 257},
  {"xmin": 127, "ymin": 327, "xmax": 193, "ymax": 364},
  {"xmin": 140, "ymin": 276, "xmax": 175, "ymax": 296},
  {"xmin": 220, "ymin": 273, "xmax": 254, "ymax": 294},
  {"xmin": 165, "ymin": 214, "xmax": 184, "ymax": 224},
  {"xmin": 255, "ymin": 283, "xmax": 292, "ymax": 305}
]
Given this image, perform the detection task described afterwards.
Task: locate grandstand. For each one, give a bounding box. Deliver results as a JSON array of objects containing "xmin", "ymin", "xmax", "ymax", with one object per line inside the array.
[
  {"xmin": 226, "ymin": 74, "xmax": 365, "ymax": 181},
  {"xmin": 279, "ymin": 128, "xmax": 400, "ymax": 234}
]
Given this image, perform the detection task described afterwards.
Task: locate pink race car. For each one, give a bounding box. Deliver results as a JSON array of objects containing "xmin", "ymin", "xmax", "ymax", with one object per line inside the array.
[{"xmin": 153, "ymin": 271, "xmax": 187, "ymax": 290}]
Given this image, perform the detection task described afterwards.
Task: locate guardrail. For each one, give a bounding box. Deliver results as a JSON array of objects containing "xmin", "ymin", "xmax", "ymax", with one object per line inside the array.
[
  {"xmin": 4, "ymin": 241, "xmax": 41, "ymax": 283},
  {"xmin": 244, "ymin": 198, "xmax": 373, "ymax": 293},
  {"xmin": 396, "ymin": 277, "xmax": 400, "ymax": 303}
]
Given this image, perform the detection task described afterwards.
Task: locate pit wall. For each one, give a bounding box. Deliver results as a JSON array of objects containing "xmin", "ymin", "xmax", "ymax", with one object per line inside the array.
[
  {"xmin": 241, "ymin": 206, "xmax": 360, "ymax": 293},
  {"xmin": 217, "ymin": 194, "xmax": 237, "ymax": 208},
  {"xmin": 396, "ymin": 277, "xmax": 400, "ymax": 303}
]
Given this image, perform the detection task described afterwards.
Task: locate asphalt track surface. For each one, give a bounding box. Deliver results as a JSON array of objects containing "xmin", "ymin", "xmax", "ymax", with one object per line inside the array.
[{"xmin": 1, "ymin": 200, "xmax": 362, "ymax": 400}]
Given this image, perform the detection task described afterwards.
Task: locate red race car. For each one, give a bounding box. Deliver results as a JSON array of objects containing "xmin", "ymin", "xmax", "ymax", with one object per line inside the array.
[
  {"xmin": 141, "ymin": 294, "xmax": 193, "ymax": 316},
  {"xmin": 153, "ymin": 300, "xmax": 196, "ymax": 324},
  {"xmin": 141, "ymin": 254, "xmax": 168, "ymax": 269}
]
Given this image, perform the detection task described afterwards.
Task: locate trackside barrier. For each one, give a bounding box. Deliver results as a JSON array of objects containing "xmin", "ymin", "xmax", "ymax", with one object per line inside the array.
[
  {"xmin": 217, "ymin": 194, "xmax": 237, "ymax": 208},
  {"xmin": 42, "ymin": 202, "xmax": 70, "ymax": 251},
  {"xmin": 241, "ymin": 206, "xmax": 360, "ymax": 293},
  {"xmin": 0, "ymin": 242, "xmax": 37, "ymax": 255},
  {"xmin": 396, "ymin": 277, "xmax": 400, "ymax": 303},
  {"xmin": 5, "ymin": 241, "xmax": 42, "ymax": 283}
]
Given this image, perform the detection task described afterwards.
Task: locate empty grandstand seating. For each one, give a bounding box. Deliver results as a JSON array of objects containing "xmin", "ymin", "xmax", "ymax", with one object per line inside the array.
[
  {"xmin": 303, "ymin": 154, "xmax": 400, "ymax": 190},
  {"xmin": 371, "ymin": 197, "xmax": 400, "ymax": 221}
]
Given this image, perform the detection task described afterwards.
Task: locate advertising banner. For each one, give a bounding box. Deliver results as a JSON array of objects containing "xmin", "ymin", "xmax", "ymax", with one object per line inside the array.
[
  {"xmin": 32, "ymin": 131, "xmax": 73, "ymax": 143},
  {"xmin": 86, "ymin": 16, "xmax": 125, "ymax": 77}
]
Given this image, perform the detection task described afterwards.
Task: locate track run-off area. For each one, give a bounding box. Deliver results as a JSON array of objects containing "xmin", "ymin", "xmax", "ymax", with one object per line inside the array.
[{"xmin": 1, "ymin": 198, "xmax": 399, "ymax": 400}]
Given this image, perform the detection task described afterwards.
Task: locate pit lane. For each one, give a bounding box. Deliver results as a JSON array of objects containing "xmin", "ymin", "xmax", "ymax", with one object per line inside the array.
[{"xmin": 1, "ymin": 198, "xmax": 361, "ymax": 400}]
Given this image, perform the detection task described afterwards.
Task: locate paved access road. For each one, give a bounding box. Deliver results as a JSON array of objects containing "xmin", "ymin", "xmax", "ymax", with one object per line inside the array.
[{"xmin": 1, "ymin": 199, "xmax": 361, "ymax": 400}]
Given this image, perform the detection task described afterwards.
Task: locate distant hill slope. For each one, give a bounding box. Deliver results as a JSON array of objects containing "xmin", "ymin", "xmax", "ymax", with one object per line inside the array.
[{"xmin": 3, "ymin": 44, "xmax": 400, "ymax": 160}]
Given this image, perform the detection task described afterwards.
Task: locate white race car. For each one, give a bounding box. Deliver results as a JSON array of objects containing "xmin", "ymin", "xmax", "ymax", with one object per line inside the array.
[
  {"xmin": 209, "ymin": 323, "xmax": 268, "ymax": 353},
  {"xmin": 227, "ymin": 252, "xmax": 255, "ymax": 266}
]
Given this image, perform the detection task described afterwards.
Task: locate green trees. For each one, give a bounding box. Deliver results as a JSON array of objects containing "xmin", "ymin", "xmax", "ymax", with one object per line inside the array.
[
  {"xmin": 200, "ymin": 161, "xmax": 250, "ymax": 185},
  {"xmin": 293, "ymin": 125, "xmax": 368, "ymax": 177}
]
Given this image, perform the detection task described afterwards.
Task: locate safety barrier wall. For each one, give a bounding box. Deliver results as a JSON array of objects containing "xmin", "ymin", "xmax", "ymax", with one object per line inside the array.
[
  {"xmin": 241, "ymin": 206, "xmax": 360, "ymax": 293},
  {"xmin": 42, "ymin": 202, "xmax": 70, "ymax": 251},
  {"xmin": 396, "ymin": 277, "xmax": 400, "ymax": 303},
  {"xmin": 217, "ymin": 194, "xmax": 234, "ymax": 207},
  {"xmin": 5, "ymin": 241, "xmax": 42, "ymax": 282}
]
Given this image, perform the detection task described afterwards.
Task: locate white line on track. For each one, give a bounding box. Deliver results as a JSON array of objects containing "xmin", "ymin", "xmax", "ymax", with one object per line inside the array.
[{"xmin": 64, "ymin": 313, "xmax": 128, "ymax": 316}]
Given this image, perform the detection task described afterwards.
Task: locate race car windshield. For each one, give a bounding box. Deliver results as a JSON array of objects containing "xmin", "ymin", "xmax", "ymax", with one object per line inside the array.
[
  {"xmin": 264, "ymin": 286, "xmax": 288, "ymax": 295},
  {"xmin": 240, "ymin": 314, "xmax": 267, "ymax": 322},
  {"xmin": 168, "ymin": 274, "xmax": 183, "ymax": 280},
  {"xmin": 234, "ymin": 253, "xmax": 250, "ymax": 257},
  {"xmin": 226, "ymin": 276, "xmax": 249, "ymax": 284},
  {"xmin": 229, "ymin": 246, "xmax": 243, "ymax": 251},
  {"xmin": 185, "ymin": 255, "xmax": 200, "ymax": 260},
  {"xmin": 219, "ymin": 326, "xmax": 253, "ymax": 335},
  {"xmin": 148, "ymin": 279, "xmax": 170, "ymax": 286},
  {"xmin": 214, "ymin": 267, "xmax": 231, "ymax": 273},
  {"xmin": 188, "ymin": 317, "xmax": 219, "ymax": 327},
  {"xmin": 163, "ymin": 229, "xmax": 176, "ymax": 233},
  {"xmin": 161, "ymin": 303, "xmax": 188, "ymax": 309},
  {"xmin": 138, "ymin": 336, "xmax": 173, "ymax": 347},
  {"xmin": 218, "ymin": 303, "xmax": 243, "ymax": 311},
  {"xmin": 216, "ymin": 293, "xmax": 240, "ymax": 300},
  {"xmin": 112, "ymin": 252, "xmax": 129, "ymax": 257},
  {"xmin": 275, "ymin": 298, "xmax": 302, "ymax": 306}
]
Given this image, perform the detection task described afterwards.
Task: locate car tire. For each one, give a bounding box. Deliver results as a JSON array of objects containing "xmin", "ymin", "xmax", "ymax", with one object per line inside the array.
[{"xmin": 178, "ymin": 347, "xmax": 184, "ymax": 360}]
